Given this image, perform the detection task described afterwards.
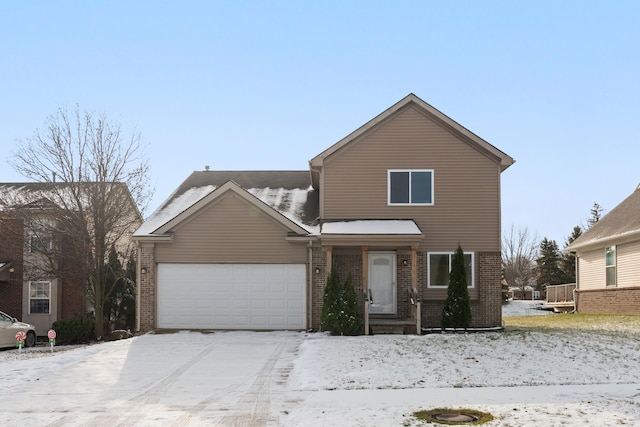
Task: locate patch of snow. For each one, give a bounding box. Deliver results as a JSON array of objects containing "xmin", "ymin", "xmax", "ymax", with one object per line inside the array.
[
  {"xmin": 133, "ymin": 185, "xmax": 216, "ymax": 235},
  {"xmin": 321, "ymin": 220, "xmax": 422, "ymax": 235},
  {"xmin": 247, "ymin": 186, "xmax": 317, "ymax": 233},
  {"xmin": 0, "ymin": 327, "xmax": 638, "ymax": 426},
  {"xmin": 503, "ymin": 299, "xmax": 555, "ymax": 317}
]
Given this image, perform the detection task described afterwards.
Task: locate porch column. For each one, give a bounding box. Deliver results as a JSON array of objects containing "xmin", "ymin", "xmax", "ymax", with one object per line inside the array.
[
  {"xmin": 326, "ymin": 246, "xmax": 333, "ymax": 272},
  {"xmin": 362, "ymin": 246, "xmax": 369, "ymax": 336},
  {"xmin": 411, "ymin": 245, "xmax": 418, "ymax": 288}
]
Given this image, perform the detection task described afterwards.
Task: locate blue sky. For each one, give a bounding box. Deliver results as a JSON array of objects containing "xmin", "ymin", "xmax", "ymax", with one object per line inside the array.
[{"xmin": 2, "ymin": 1, "xmax": 639, "ymax": 247}]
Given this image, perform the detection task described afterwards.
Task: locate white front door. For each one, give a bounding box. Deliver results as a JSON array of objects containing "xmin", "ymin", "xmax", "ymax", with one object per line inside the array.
[{"xmin": 368, "ymin": 252, "xmax": 396, "ymax": 314}]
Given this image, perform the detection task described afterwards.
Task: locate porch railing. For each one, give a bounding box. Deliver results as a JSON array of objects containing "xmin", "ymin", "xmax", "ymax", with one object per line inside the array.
[
  {"xmin": 409, "ymin": 286, "xmax": 421, "ymax": 334},
  {"xmin": 545, "ymin": 283, "xmax": 576, "ymax": 304}
]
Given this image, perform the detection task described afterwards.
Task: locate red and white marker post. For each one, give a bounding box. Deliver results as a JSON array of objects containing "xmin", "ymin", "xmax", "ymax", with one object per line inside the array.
[
  {"xmin": 48, "ymin": 329, "xmax": 56, "ymax": 352},
  {"xmin": 16, "ymin": 331, "xmax": 26, "ymax": 353}
]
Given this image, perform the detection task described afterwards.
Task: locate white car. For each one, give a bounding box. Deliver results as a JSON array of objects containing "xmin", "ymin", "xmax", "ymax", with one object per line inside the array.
[{"xmin": 0, "ymin": 311, "xmax": 36, "ymax": 348}]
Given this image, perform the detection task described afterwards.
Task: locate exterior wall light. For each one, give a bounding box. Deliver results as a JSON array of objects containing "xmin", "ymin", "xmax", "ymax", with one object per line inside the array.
[
  {"xmin": 141, "ymin": 267, "xmax": 148, "ymax": 274},
  {"xmin": 314, "ymin": 267, "xmax": 321, "ymax": 274},
  {"xmin": 402, "ymin": 259, "xmax": 408, "ymax": 267}
]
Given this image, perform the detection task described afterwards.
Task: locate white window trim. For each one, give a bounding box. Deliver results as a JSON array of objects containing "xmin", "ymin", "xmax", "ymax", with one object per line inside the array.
[
  {"xmin": 605, "ymin": 245, "xmax": 616, "ymax": 287},
  {"xmin": 29, "ymin": 280, "xmax": 51, "ymax": 315},
  {"xmin": 387, "ymin": 169, "xmax": 435, "ymax": 206},
  {"xmin": 427, "ymin": 251, "xmax": 475, "ymax": 288}
]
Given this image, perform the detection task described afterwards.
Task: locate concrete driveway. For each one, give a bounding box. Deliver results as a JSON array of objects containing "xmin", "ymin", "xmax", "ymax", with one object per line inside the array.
[{"xmin": 0, "ymin": 331, "xmax": 303, "ymax": 426}]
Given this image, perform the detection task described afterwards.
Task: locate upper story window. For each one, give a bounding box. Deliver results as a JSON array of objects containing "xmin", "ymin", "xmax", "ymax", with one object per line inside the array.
[
  {"xmin": 30, "ymin": 219, "xmax": 53, "ymax": 253},
  {"xmin": 427, "ymin": 251, "xmax": 474, "ymax": 288},
  {"xmin": 29, "ymin": 281, "xmax": 51, "ymax": 314},
  {"xmin": 605, "ymin": 245, "xmax": 616, "ymax": 286},
  {"xmin": 388, "ymin": 170, "xmax": 434, "ymax": 205}
]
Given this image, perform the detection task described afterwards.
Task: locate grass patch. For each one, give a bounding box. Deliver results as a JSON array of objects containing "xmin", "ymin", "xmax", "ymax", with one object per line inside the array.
[
  {"xmin": 413, "ymin": 408, "xmax": 493, "ymax": 425},
  {"xmin": 504, "ymin": 313, "xmax": 640, "ymax": 334}
]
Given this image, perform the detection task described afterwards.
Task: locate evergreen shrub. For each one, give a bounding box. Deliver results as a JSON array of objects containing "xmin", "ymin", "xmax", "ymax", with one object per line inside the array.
[
  {"xmin": 51, "ymin": 317, "xmax": 96, "ymax": 344},
  {"xmin": 320, "ymin": 268, "xmax": 362, "ymax": 335}
]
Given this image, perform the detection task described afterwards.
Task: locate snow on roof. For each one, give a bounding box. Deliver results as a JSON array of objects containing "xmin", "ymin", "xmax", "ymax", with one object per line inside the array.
[
  {"xmin": 133, "ymin": 185, "xmax": 216, "ymax": 236},
  {"xmin": 247, "ymin": 187, "xmax": 318, "ymax": 234},
  {"xmin": 134, "ymin": 185, "xmax": 318, "ymax": 236},
  {"xmin": 321, "ymin": 220, "xmax": 421, "ymax": 235}
]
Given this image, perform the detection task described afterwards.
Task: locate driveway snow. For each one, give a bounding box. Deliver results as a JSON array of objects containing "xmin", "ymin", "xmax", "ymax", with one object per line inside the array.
[{"xmin": 0, "ymin": 303, "xmax": 638, "ymax": 426}]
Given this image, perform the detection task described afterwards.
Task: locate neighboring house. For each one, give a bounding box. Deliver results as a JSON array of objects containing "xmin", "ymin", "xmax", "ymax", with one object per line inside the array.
[
  {"xmin": 0, "ymin": 183, "xmax": 142, "ymax": 334},
  {"xmin": 567, "ymin": 184, "xmax": 640, "ymax": 315},
  {"xmin": 133, "ymin": 93, "xmax": 515, "ymax": 333},
  {"xmin": 509, "ymin": 285, "xmax": 541, "ymax": 301}
]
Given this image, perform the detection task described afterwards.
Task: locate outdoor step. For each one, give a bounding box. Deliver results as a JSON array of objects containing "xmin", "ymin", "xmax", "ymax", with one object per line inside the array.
[{"xmin": 370, "ymin": 324, "xmax": 405, "ymax": 335}]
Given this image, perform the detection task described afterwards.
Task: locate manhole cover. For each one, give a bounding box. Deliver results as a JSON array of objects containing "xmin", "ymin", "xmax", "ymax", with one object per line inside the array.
[{"xmin": 431, "ymin": 412, "xmax": 480, "ymax": 422}]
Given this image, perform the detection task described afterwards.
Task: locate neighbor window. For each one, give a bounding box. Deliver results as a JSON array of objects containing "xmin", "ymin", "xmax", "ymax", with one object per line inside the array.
[
  {"xmin": 29, "ymin": 281, "xmax": 51, "ymax": 314},
  {"xmin": 605, "ymin": 245, "xmax": 616, "ymax": 286},
  {"xmin": 428, "ymin": 252, "xmax": 474, "ymax": 288},
  {"xmin": 388, "ymin": 170, "xmax": 434, "ymax": 205}
]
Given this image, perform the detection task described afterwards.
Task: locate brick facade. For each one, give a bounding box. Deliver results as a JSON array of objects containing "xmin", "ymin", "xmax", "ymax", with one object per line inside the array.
[
  {"xmin": 473, "ymin": 251, "xmax": 502, "ymax": 327},
  {"xmin": 312, "ymin": 249, "xmax": 502, "ymax": 332},
  {"xmin": 577, "ymin": 287, "xmax": 640, "ymax": 315},
  {"xmin": 421, "ymin": 251, "xmax": 502, "ymax": 329},
  {"xmin": 310, "ymin": 245, "xmax": 326, "ymax": 331},
  {"xmin": 0, "ymin": 218, "xmax": 24, "ymax": 318},
  {"xmin": 137, "ymin": 243, "xmax": 156, "ymax": 332}
]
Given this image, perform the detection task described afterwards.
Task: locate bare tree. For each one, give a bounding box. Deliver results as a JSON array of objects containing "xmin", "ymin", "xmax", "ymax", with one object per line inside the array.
[
  {"xmin": 7, "ymin": 106, "xmax": 151, "ymax": 338},
  {"xmin": 502, "ymin": 225, "xmax": 539, "ymax": 300}
]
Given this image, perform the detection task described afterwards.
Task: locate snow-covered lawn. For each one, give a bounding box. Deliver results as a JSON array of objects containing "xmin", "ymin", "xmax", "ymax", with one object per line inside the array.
[{"xmin": 0, "ymin": 301, "xmax": 638, "ymax": 426}]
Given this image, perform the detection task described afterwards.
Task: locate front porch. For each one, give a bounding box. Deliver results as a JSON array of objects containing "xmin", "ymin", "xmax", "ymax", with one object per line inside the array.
[{"xmin": 323, "ymin": 244, "xmax": 422, "ymax": 335}]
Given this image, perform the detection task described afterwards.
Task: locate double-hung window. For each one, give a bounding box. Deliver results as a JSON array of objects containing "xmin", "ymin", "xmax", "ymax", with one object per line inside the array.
[
  {"xmin": 388, "ymin": 169, "xmax": 434, "ymax": 205},
  {"xmin": 605, "ymin": 245, "xmax": 616, "ymax": 286},
  {"xmin": 29, "ymin": 281, "xmax": 51, "ymax": 314},
  {"xmin": 427, "ymin": 252, "xmax": 474, "ymax": 288},
  {"xmin": 30, "ymin": 219, "xmax": 53, "ymax": 253}
]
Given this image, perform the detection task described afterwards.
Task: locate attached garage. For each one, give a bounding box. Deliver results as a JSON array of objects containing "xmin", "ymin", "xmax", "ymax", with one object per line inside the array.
[{"xmin": 157, "ymin": 263, "xmax": 306, "ymax": 330}]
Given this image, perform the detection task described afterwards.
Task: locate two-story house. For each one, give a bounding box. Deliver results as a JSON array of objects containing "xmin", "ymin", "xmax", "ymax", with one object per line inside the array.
[
  {"xmin": 0, "ymin": 182, "xmax": 142, "ymax": 334},
  {"xmin": 133, "ymin": 94, "xmax": 514, "ymax": 333}
]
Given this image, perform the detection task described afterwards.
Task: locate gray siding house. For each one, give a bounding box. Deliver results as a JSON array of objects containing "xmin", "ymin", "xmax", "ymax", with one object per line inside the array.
[{"xmin": 133, "ymin": 93, "xmax": 515, "ymax": 333}]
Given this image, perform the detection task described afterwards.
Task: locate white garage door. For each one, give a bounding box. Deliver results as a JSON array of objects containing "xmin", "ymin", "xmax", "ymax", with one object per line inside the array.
[{"xmin": 157, "ymin": 263, "xmax": 306, "ymax": 330}]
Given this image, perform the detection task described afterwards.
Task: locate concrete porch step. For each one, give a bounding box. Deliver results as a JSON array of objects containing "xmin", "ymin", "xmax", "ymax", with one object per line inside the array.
[
  {"xmin": 370, "ymin": 324, "xmax": 405, "ymax": 334},
  {"xmin": 369, "ymin": 318, "xmax": 416, "ymax": 335}
]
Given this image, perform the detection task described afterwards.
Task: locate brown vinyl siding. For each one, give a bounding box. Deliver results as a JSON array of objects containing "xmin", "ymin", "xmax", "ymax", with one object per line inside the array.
[
  {"xmin": 320, "ymin": 105, "xmax": 501, "ymax": 252},
  {"xmin": 155, "ymin": 190, "xmax": 307, "ymax": 263}
]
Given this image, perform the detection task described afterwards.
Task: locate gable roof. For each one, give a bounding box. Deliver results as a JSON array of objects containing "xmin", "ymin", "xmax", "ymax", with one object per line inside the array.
[
  {"xmin": 308, "ymin": 93, "xmax": 515, "ymax": 188},
  {"xmin": 133, "ymin": 171, "xmax": 319, "ymax": 238},
  {"xmin": 568, "ymin": 184, "xmax": 640, "ymax": 251},
  {"xmin": 0, "ymin": 182, "xmax": 141, "ymax": 219}
]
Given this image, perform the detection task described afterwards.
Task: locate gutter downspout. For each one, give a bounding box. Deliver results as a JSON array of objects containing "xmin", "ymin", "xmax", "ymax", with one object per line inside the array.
[
  {"xmin": 308, "ymin": 240, "xmax": 313, "ymax": 331},
  {"xmin": 573, "ymin": 252, "xmax": 579, "ymax": 313}
]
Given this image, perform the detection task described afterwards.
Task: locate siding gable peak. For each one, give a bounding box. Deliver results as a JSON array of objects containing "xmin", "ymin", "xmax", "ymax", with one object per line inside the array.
[
  {"xmin": 136, "ymin": 180, "xmax": 311, "ymax": 238},
  {"xmin": 308, "ymin": 93, "xmax": 515, "ymax": 188}
]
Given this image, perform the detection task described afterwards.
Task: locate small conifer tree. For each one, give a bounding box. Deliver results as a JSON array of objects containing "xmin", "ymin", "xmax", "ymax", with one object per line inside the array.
[
  {"xmin": 321, "ymin": 268, "xmax": 362, "ymax": 335},
  {"xmin": 340, "ymin": 272, "xmax": 361, "ymax": 335},
  {"xmin": 441, "ymin": 245, "xmax": 472, "ymax": 328}
]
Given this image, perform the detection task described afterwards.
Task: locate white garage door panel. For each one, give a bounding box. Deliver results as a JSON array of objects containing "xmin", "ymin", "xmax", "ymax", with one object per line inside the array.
[{"xmin": 157, "ymin": 263, "xmax": 306, "ymax": 330}]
